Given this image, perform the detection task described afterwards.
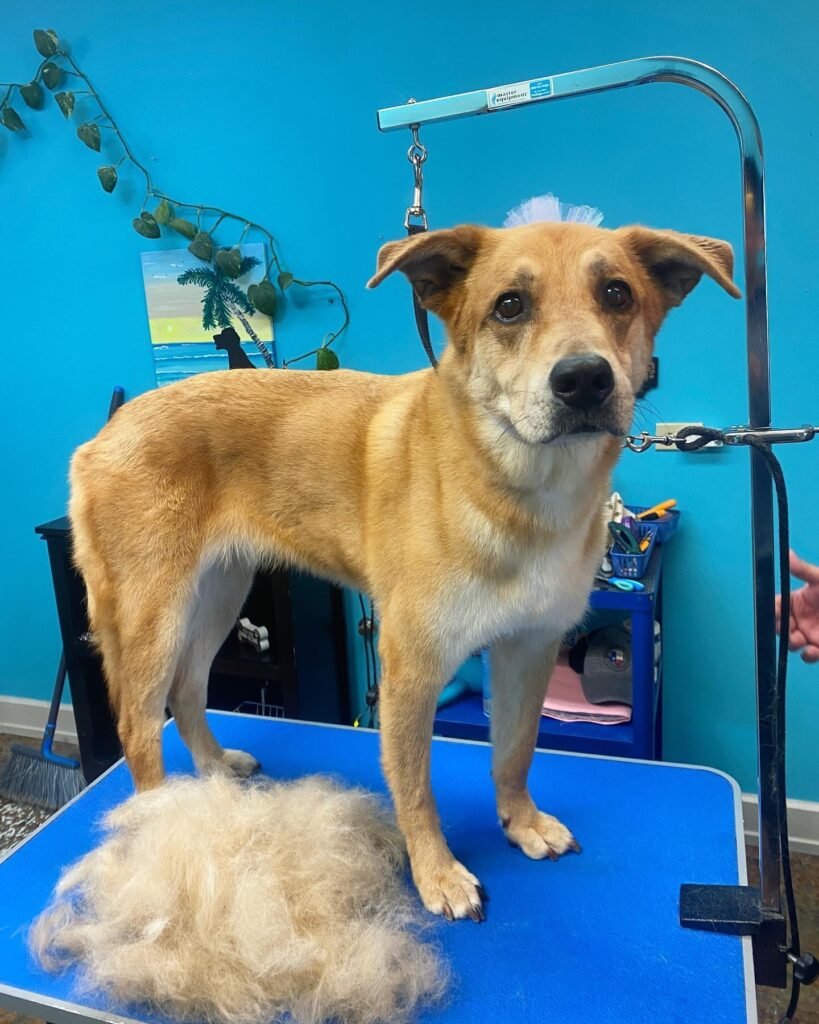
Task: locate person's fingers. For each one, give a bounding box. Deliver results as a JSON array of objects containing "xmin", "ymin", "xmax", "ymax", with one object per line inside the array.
[
  {"xmin": 789, "ymin": 629, "xmax": 807, "ymax": 651},
  {"xmin": 775, "ymin": 595, "xmax": 781, "ymax": 632},
  {"xmin": 790, "ymin": 551, "xmax": 819, "ymax": 586},
  {"xmin": 801, "ymin": 645, "xmax": 819, "ymax": 664}
]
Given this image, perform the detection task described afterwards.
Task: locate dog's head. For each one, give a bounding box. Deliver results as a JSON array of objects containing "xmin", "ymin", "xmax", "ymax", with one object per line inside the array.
[
  {"xmin": 368, "ymin": 222, "xmax": 739, "ymax": 447},
  {"xmin": 213, "ymin": 326, "xmax": 241, "ymax": 351}
]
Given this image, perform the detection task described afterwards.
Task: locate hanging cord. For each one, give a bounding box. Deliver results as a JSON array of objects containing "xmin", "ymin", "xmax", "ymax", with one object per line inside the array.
[
  {"xmin": 404, "ymin": 124, "xmax": 438, "ymax": 369},
  {"xmin": 675, "ymin": 425, "xmax": 815, "ymax": 1021}
]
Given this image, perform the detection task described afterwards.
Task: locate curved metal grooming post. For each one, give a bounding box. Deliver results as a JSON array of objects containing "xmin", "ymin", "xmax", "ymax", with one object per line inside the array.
[{"xmin": 378, "ymin": 57, "xmax": 787, "ymax": 982}]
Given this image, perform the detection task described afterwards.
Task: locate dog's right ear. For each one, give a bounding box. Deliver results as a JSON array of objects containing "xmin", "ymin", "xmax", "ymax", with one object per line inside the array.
[{"xmin": 367, "ymin": 226, "xmax": 485, "ymax": 316}]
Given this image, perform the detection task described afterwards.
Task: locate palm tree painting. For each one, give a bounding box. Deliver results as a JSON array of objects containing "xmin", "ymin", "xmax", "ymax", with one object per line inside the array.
[
  {"xmin": 141, "ymin": 243, "xmax": 275, "ymax": 387},
  {"xmin": 177, "ymin": 255, "xmax": 275, "ymax": 368}
]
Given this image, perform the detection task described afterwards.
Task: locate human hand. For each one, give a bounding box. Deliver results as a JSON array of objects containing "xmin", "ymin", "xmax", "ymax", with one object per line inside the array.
[{"xmin": 776, "ymin": 550, "xmax": 819, "ymax": 663}]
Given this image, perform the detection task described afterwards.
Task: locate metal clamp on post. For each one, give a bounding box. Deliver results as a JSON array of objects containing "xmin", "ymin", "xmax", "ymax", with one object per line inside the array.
[{"xmin": 721, "ymin": 425, "xmax": 816, "ymax": 446}]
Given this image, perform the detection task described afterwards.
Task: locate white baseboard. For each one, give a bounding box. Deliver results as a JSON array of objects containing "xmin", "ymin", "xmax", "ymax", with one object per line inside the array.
[
  {"xmin": 0, "ymin": 696, "xmax": 78, "ymax": 744},
  {"xmin": 743, "ymin": 793, "xmax": 819, "ymax": 856}
]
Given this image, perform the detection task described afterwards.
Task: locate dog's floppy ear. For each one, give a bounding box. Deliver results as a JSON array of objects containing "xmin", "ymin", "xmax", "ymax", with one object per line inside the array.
[
  {"xmin": 618, "ymin": 226, "xmax": 742, "ymax": 307},
  {"xmin": 367, "ymin": 226, "xmax": 485, "ymax": 315}
]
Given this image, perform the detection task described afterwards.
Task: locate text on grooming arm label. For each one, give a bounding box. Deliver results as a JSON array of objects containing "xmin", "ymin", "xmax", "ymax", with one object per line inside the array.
[{"xmin": 486, "ymin": 77, "xmax": 553, "ymax": 110}]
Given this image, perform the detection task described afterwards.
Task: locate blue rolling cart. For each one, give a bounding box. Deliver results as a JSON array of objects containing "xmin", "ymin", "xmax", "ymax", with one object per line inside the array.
[{"xmin": 434, "ymin": 545, "xmax": 664, "ymax": 760}]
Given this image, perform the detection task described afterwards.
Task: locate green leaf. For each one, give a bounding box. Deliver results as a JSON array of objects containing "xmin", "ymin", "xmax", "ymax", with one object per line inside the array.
[
  {"xmin": 316, "ymin": 347, "xmax": 340, "ymax": 370},
  {"xmin": 153, "ymin": 199, "xmax": 173, "ymax": 225},
  {"xmin": 215, "ymin": 247, "xmax": 242, "ymax": 278},
  {"xmin": 247, "ymin": 280, "xmax": 277, "ymax": 317},
  {"xmin": 20, "ymin": 82, "xmax": 44, "ymax": 109},
  {"xmin": 33, "ymin": 29, "xmax": 59, "ymax": 57},
  {"xmin": 42, "ymin": 62, "xmax": 62, "ymax": 90},
  {"xmin": 132, "ymin": 211, "xmax": 161, "ymax": 239},
  {"xmin": 97, "ymin": 165, "xmax": 118, "ymax": 193},
  {"xmin": 0, "ymin": 107, "xmax": 25, "ymax": 132},
  {"xmin": 77, "ymin": 122, "xmax": 101, "ymax": 151},
  {"xmin": 188, "ymin": 231, "xmax": 213, "ymax": 262},
  {"xmin": 168, "ymin": 216, "xmax": 197, "ymax": 240},
  {"xmin": 54, "ymin": 91, "xmax": 75, "ymax": 118},
  {"xmin": 277, "ymin": 271, "xmax": 294, "ymax": 290}
]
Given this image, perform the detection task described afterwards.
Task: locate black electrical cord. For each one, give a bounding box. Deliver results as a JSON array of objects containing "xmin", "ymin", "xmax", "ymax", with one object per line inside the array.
[
  {"xmin": 366, "ymin": 599, "xmax": 379, "ymax": 727},
  {"xmin": 676, "ymin": 426, "xmax": 810, "ymax": 1022},
  {"xmin": 358, "ymin": 593, "xmax": 374, "ymax": 689},
  {"xmin": 369, "ymin": 600, "xmax": 379, "ymax": 689},
  {"xmin": 356, "ymin": 594, "xmax": 380, "ymax": 728}
]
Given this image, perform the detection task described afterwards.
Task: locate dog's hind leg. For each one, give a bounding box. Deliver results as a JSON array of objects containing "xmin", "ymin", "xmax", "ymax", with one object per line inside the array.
[
  {"xmin": 100, "ymin": 537, "xmax": 224, "ymax": 791},
  {"xmin": 168, "ymin": 557, "xmax": 259, "ymax": 778},
  {"xmin": 114, "ymin": 590, "xmax": 192, "ymax": 792},
  {"xmin": 491, "ymin": 629, "xmax": 579, "ymax": 859}
]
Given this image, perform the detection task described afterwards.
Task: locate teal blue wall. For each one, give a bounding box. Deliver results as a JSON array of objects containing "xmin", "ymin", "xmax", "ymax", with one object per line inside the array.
[{"xmin": 1, "ymin": 1, "xmax": 817, "ymax": 798}]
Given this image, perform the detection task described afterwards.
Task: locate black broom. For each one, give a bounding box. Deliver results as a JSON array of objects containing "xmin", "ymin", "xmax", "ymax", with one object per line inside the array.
[{"xmin": 0, "ymin": 386, "xmax": 125, "ymax": 811}]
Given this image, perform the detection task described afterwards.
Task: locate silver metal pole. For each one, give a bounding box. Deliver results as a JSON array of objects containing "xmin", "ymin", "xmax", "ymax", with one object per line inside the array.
[{"xmin": 378, "ymin": 56, "xmax": 780, "ymax": 912}]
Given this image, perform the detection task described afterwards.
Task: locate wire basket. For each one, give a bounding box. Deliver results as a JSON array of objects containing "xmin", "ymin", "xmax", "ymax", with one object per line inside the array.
[
  {"xmin": 234, "ymin": 700, "xmax": 284, "ymax": 719},
  {"xmin": 610, "ymin": 525, "xmax": 657, "ymax": 579}
]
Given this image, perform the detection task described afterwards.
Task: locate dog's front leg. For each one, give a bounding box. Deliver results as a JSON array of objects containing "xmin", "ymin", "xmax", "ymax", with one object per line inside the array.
[
  {"xmin": 378, "ymin": 625, "xmax": 484, "ymax": 922},
  {"xmin": 491, "ymin": 630, "xmax": 580, "ymax": 860}
]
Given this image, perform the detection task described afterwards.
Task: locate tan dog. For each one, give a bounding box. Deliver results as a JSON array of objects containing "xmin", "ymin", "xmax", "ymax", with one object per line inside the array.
[{"xmin": 69, "ymin": 221, "xmax": 739, "ymax": 921}]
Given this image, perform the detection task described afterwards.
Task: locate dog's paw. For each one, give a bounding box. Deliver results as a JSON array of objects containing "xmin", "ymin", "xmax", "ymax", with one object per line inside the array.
[
  {"xmin": 415, "ymin": 858, "xmax": 485, "ymax": 923},
  {"xmin": 502, "ymin": 810, "xmax": 580, "ymax": 861},
  {"xmin": 221, "ymin": 748, "xmax": 261, "ymax": 778}
]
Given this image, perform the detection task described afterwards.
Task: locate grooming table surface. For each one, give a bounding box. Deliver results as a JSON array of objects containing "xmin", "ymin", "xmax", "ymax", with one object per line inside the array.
[{"xmin": 0, "ymin": 711, "xmax": 754, "ymax": 1024}]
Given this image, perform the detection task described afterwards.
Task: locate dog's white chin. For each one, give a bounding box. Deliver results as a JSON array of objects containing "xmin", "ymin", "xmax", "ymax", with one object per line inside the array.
[{"xmin": 545, "ymin": 430, "xmax": 609, "ymax": 448}]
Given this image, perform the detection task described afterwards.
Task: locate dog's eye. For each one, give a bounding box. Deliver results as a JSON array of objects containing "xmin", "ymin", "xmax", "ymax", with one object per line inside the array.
[
  {"xmin": 494, "ymin": 292, "xmax": 524, "ymax": 322},
  {"xmin": 603, "ymin": 280, "xmax": 633, "ymax": 311}
]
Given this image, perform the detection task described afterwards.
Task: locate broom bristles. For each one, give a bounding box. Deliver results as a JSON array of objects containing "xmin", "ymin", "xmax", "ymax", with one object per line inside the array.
[{"xmin": 0, "ymin": 745, "xmax": 85, "ymax": 812}]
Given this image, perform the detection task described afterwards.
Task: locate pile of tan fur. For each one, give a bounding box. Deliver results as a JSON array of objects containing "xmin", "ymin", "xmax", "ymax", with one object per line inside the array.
[{"xmin": 30, "ymin": 775, "xmax": 448, "ymax": 1024}]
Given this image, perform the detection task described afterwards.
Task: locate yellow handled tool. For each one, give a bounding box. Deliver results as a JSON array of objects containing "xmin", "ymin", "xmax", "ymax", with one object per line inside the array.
[{"xmin": 636, "ymin": 499, "xmax": 677, "ymax": 520}]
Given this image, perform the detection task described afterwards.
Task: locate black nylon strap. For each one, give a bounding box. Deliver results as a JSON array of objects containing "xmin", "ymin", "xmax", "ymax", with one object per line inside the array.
[{"xmin": 406, "ymin": 222, "xmax": 438, "ymax": 369}]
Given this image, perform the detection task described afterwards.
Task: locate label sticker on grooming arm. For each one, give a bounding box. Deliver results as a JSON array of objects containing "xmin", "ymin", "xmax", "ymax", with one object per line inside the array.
[{"xmin": 486, "ymin": 77, "xmax": 553, "ymax": 110}]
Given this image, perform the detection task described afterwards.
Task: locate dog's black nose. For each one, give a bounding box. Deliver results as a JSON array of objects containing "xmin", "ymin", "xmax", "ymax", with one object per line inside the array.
[{"xmin": 549, "ymin": 355, "xmax": 614, "ymax": 410}]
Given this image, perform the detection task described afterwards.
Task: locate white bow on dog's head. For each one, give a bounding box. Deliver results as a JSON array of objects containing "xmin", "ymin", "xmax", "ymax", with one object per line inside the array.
[{"xmin": 503, "ymin": 193, "xmax": 604, "ymax": 228}]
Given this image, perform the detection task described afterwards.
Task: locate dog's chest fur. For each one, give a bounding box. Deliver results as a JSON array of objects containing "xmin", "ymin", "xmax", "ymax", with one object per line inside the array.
[
  {"xmin": 434, "ymin": 474, "xmax": 605, "ymax": 665},
  {"xmin": 454, "ymin": 516, "xmax": 593, "ymax": 643}
]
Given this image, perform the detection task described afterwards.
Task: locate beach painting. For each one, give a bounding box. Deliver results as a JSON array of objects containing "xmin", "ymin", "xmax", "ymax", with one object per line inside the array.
[{"xmin": 141, "ymin": 243, "xmax": 276, "ymax": 387}]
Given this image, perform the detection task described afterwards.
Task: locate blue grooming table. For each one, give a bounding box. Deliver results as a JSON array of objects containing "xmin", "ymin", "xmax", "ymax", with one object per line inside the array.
[{"xmin": 0, "ymin": 711, "xmax": 756, "ymax": 1023}]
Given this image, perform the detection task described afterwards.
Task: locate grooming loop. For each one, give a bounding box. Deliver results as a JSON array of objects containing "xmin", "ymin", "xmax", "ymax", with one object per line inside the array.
[
  {"xmin": 377, "ymin": 56, "xmax": 817, "ymax": 1015},
  {"xmin": 404, "ymin": 123, "xmax": 428, "ymax": 230}
]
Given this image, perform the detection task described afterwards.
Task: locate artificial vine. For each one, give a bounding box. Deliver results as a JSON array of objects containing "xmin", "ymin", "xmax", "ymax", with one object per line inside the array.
[{"xmin": 1, "ymin": 29, "xmax": 348, "ymax": 370}]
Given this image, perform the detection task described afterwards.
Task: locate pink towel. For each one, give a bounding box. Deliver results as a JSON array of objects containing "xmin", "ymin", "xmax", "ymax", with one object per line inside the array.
[{"xmin": 542, "ymin": 657, "xmax": 631, "ymax": 726}]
